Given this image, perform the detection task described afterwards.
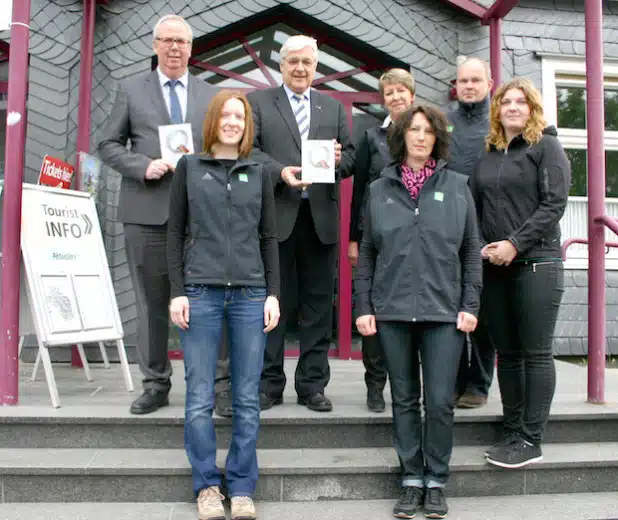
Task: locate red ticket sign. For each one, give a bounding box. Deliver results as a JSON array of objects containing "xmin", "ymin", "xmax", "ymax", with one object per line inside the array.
[{"xmin": 38, "ymin": 155, "xmax": 75, "ymax": 189}]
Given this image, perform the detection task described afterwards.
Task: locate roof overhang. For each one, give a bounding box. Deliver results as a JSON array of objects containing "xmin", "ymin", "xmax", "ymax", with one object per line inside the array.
[{"xmin": 441, "ymin": 0, "xmax": 520, "ymax": 21}]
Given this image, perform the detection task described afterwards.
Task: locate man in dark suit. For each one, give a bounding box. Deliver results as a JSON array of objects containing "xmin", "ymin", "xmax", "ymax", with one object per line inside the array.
[
  {"xmin": 248, "ymin": 35, "xmax": 354, "ymax": 412},
  {"xmin": 98, "ymin": 15, "xmax": 219, "ymax": 415}
]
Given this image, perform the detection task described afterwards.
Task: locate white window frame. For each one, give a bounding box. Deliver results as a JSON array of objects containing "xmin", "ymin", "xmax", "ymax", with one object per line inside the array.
[{"xmin": 541, "ymin": 55, "xmax": 618, "ymax": 270}]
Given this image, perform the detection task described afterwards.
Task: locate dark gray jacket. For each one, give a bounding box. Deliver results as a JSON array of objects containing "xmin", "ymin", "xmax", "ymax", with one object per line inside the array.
[
  {"xmin": 349, "ymin": 124, "xmax": 391, "ymax": 242},
  {"xmin": 447, "ymin": 98, "xmax": 490, "ymax": 178},
  {"xmin": 167, "ymin": 154, "xmax": 279, "ymax": 299},
  {"xmin": 355, "ymin": 161, "xmax": 482, "ymax": 322},
  {"xmin": 470, "ymin": 127, "xmax": 571, "ymax": 259}
]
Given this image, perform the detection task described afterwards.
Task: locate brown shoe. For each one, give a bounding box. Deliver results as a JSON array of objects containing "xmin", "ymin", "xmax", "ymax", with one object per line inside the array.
[
  {"xmin": 231, "ymin": 495, "xmax": 257, "ymax": 520},
  {"xmin": 197, "ymin": 486, "xmax": 225, "ymax": 520},
  {"xmin": 456, "ymin": 392, "xmax": 488, "ymax": 409}
]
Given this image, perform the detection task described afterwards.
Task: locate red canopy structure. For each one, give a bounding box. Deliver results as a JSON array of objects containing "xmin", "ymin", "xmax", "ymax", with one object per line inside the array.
[{"xmin": 0, "ymin": 0, "xmax": 613, "ymax": 404}]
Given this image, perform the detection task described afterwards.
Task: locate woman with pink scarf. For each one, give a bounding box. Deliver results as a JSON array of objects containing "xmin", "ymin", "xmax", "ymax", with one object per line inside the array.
[{"xmin": 355, "ymin": 105, "xmax": 482, "ymax": 519}]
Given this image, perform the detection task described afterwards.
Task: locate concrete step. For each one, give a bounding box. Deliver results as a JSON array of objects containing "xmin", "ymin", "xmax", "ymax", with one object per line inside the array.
[
  {"xmin": 2, "ymin": 408, "xmax": 618, "ymax": 449},
  {"xmin": 0, "ymin": 493, "xmax": 617, "ymax": 519},
  {"xmin": 0, "ymin": 443, "xmax": 617, "ymax": 503}
]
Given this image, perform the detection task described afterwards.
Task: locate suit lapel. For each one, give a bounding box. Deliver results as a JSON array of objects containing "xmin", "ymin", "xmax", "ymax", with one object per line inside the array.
[
  {"xmin": 185, "ymin": 76, "xmax": 202, "ymax": 151},
  {"xmin": 145, "ymin": 70, "xmax": 171, "ymax": 125},
  {"xmin": 274, "ymin": 86, "xmax": 301, "ymax": 151},
  {"xmin": 308, "ymin": 90, "xmax": 323, "ymax": 139}
]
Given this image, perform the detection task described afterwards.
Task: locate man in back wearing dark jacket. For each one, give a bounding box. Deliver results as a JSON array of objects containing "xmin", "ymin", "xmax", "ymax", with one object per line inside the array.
[{"xmin": 448, "ymin": 57, "xmax": 495, "ymax": 409}]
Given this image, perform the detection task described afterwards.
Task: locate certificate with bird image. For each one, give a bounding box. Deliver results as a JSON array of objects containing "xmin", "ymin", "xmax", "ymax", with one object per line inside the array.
[{"xmin": 301, "ymin": 140, "xmax": 335, "ymax": 183}]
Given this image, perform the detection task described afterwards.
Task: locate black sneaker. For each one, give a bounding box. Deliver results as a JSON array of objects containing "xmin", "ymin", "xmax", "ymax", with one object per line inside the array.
[
  {"xmin": 393, "ymin": 486, "xmax": 424, "ymax": 518},
  {"xmin": 424, "ymin": 487, "xmax": 448, "ymax": 519},
  {"xmin": 483, "ymin": 432, "xmax": 521, "ymax": 458},
  {"xmin": 485, "ymin": 439, "xmax": 543, "ymax": 469}
]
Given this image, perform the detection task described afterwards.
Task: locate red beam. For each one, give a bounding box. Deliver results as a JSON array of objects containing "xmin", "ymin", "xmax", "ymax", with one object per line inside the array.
[
  {"xmin": 561, "ymin": 238, "xmax": 618, "ymax": 261},
  {"xmin": 441, "ymin": 0, "xmax": 486, "ymax": 19},
  {"xmin": 482, "ymin": 0, "xmax": 520, "ymax": 23},
  {"xmin": 595, "ymin": 215, "xmax": 618, "ymax": 238},
  {"xmin": 240, "ymin": 37, "xmax": 278, "ymax": 87},
  {"xmin": 489, "ymin": 17, "xmax": 502, "ymax": 92},
  {"xmin": 75, "ymin": 0, "xmax": 96, "ymax": 183},
  {"xmin": 0, "ymin": 0, "xmax": 32, "ymax": 405},
  {"xmin": 312, "ymin": 66, "xmax": 371, "ymax": 87},
  {"xmin": 585, "ymin": 0, "xmax": 606, "ymax": 404},
  {"xmin": 189, "ymin": 58, "xmax": 271, "ymax": 89}
]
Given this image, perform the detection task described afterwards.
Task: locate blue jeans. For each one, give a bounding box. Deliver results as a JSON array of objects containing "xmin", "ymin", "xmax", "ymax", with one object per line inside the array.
[
  {"xmin": 378, "ymin": 321, "xmax": 464, "ymax": 487},
  {"xmin": 181, "ymin": 285, "xmax": 266, "ymax": 497}
]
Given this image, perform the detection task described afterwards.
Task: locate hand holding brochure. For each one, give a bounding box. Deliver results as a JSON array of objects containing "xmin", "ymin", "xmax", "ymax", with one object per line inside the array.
[
  {"xmin": 159, "ymin": 123, "xmax": 194, "ymax": 167},
  {"xmin": 301, "ymin": 140, "xmax": 335, "ymax": 184}
]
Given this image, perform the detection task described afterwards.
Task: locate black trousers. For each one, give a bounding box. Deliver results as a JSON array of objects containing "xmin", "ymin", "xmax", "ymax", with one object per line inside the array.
[
  {"xmin": 261, "ymin": 200, "xmax": 336, "ymax": 398},
  {"xmin": 124, "ymin": 224, "xmax": 229, "ymax": 394},
  {"xmin": 379, "ymin": 321, "xmax": 464, "ymax": 485},
  {"xmin": 362, "ymin": 334, "xmax": 387, "ymax": 393},
  {"xmin": 456, "ymin": 316, "xmax": 495, "ymax": 397},
  {"xmin": 482, "ymin": 260, "xmax": 564, "ymax": 444}
]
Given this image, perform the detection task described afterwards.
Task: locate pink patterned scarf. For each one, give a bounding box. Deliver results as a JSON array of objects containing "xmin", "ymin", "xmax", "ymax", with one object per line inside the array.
[{"xmin": 400, "ymin": 158, "xmax": 437, "ymax": 200}]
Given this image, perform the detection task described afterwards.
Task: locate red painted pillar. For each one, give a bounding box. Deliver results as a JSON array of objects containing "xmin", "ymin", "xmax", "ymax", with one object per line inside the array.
[
  {"xmin": 75, "ymin": 0, "xmax": 96, "ymax": 184},
  {"xmin": 0, "ymin": 0, "xmax": 33, "ymax": 405},
  {"xmin": 71, "ymin": 0, "xmax": 96, "ymax": 367},
  {"xmin": 489, "ymin": 17, "xmax": 502, "ymax": 92},
  {"xmin": 337, "ymin": 104, "xmax": 354, "ymax": 359},
  {"xmin": 584, "ymin": 0, "xmax": 606, "ymax": 404}
]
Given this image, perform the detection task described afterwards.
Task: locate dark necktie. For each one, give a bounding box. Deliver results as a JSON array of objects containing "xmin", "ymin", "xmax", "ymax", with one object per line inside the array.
[
  {"xmin": 292, "ymin": 94, "xmax": 309, "ymax": 139},
  {"xmin": 167, "ymin": 79, "xmax": 183, "ymax": 124}
]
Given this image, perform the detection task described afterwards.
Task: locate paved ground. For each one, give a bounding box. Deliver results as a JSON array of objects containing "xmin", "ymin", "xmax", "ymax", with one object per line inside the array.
[
  {"xmin": 0, "ymin": 493, "xmax": 617, "ymax": 519},
  {"xmin": 2, "ymin": 357, "xmax": 618, "ymax": 417}
]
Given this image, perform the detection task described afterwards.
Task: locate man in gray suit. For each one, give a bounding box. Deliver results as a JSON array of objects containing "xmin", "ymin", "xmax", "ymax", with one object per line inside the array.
[
  {"xmin": 98, "ymin": 15, "xmax": 217, "ymax": 414},
  {"xmin": 248, "ymin": 35, "xmax": 354, "ymax": 412}
]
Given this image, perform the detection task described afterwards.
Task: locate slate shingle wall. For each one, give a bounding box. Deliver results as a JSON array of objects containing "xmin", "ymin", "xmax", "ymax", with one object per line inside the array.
[{"xmin": 13, "ymin": 0, "xmax": 618, "ymax": 354}]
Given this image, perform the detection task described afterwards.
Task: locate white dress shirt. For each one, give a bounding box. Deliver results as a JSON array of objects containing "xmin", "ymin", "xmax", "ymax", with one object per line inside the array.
[{"xmin": 157, "ymin": 68, "xmax": 189, "ymax": 123}]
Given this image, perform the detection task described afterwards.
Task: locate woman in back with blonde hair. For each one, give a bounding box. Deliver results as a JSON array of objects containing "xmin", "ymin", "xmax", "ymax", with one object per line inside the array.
[{"xmin": 470, "ymin": 77, "xmax": 571, "ymax": 469}]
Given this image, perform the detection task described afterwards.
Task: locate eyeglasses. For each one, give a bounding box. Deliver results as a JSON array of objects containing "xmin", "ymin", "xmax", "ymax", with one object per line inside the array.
[
  {"xmin": 284, "ymin": 57, "xmax": 316, "ymax": 68},
  {"xmin": 155, "ymin": 37, "xmax": 192, "ymax": 49}
]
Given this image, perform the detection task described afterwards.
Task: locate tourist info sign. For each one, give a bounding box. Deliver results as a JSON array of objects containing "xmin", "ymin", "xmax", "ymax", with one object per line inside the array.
[{"xmin": 20, "ymin": 183, "xmax": 133, "ymax": 407}]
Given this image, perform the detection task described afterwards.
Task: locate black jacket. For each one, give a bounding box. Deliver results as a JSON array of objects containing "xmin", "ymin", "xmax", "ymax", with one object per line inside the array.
[
  {"xmin": 349, "ymin": 124, "xmax": 392, "ymax": 242},
  {"xmin": 167, "ymin": 154, "xmax": 279, "ymax": 299},
  {"xmin": 356, "ymin": 160, "xmax": 482, "ymax": 322},
  {"xmin": 447, "ymin": 98, "xmax": 489, "ymax": 178},
  {"xmin": 470, "ymin": 127, "xmax": 571, "ymax": 259}
]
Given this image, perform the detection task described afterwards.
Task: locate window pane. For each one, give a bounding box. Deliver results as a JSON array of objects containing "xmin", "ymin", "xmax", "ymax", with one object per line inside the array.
[
  {"xmin": 565, "ymin": 148, "xmax": 586, "ymax": 196},
  {"xmin": 557, "ymin": 87, "xmax": 618, "ymax": 131},
  {"xmin": 557, "ymin": 87, "xmax": 586, "ymax": 130},
  {"xmin": 564, "ymin": 149, "xmax": 618, "ymax": 198},
  {"xmin": 607, "ymin": 89, "xmax": 618, "ymax": 131}
]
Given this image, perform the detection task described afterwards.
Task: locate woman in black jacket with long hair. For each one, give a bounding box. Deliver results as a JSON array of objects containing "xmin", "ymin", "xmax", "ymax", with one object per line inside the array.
[{"xmin": 471, "ymin": 77, "xmax": 571, "ymax": 470}]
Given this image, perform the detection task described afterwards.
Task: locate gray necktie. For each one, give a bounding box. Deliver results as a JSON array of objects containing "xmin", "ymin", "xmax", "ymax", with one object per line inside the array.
[
  {"xmin": 292, "ymin": 94, "xmax": 309, "ymax": 139},
  {"xmin": 167, "ymin": 79, "xmax": 183, "ymax": 124}
]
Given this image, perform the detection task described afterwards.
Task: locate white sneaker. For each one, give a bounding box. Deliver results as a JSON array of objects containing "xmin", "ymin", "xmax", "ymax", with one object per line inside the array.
[
  {"xmin": 231, "ymin": 495, "xmax": 257, "ymax": 520},
  {"xmin": 197, "ymin": 486, "xmax": 225, "ymax": 520}
]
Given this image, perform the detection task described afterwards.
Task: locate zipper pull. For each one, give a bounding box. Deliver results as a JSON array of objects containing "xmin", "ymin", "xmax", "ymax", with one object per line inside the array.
[
  {"xmin": 227, "ymin": 182, "xmax": 231, "ymax": 195},
  {"xmin": 415, "ymin": 207, "xmax": 419, "ymax": 216}
]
